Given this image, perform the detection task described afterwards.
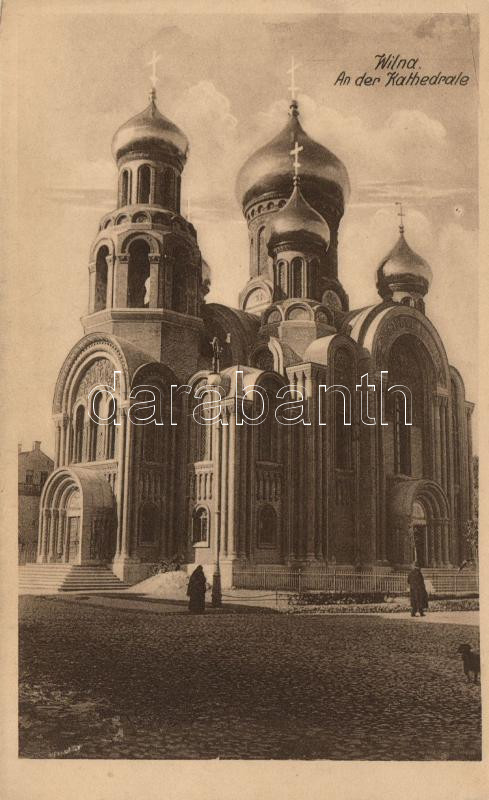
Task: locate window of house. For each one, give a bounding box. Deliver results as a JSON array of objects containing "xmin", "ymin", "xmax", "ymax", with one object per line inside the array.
[{"xmin": 25, "ymin": 470, "xmax": 34, "ymax": 485}]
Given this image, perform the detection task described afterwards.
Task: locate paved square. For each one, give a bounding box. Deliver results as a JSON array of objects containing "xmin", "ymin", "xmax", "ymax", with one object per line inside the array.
[{"xmin": 19, "ymin": 596, "xmax": 481, "ymax": 760}]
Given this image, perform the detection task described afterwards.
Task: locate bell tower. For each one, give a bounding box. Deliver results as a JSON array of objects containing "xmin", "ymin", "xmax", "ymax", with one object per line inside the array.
[{"xmin": 82, "ymin": 58, "xmax": 209, "ymax": 376}]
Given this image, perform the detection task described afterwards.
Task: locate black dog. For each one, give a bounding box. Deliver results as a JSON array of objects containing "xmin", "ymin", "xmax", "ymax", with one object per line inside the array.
[{"xmin": 457, "ymin": 644, "xmax": 480, "ymax": 683}]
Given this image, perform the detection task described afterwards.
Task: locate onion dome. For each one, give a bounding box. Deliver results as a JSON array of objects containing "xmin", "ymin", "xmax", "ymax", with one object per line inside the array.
[
  {"xmin": 377, "ymin": 228, "xmax": 433, "ymax": 300},
  {"xmin": 111, "ymin": 91, "xmax": 189, "ymax": 164},
  {"xmin": 267, "ymin": 178, "xmax": 330, "ymax": 252},
  {"xmin": 236, "ymin": 102, "xmax": 350, "ymax": 211}
]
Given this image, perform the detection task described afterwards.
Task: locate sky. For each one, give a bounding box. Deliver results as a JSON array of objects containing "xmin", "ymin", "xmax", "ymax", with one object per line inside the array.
[{"xmin": 11, "ymin": 8, "xmax": 479, "ymax": 456}]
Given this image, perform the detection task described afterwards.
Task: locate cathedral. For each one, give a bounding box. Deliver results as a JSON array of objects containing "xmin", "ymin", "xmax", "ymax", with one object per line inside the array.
[{"xmin": 36, "ymin": 83, "xmax": 475, "ymax": 588}]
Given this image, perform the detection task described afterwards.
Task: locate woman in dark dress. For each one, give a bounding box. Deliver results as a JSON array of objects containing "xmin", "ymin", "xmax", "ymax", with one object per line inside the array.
[
  {"xmin": 187, "ymin": 565, "xmax": 207, "ymax": 613},
  {"xmin": 407, "ymin": 561, "xmax": 428, "ymax": 617}
]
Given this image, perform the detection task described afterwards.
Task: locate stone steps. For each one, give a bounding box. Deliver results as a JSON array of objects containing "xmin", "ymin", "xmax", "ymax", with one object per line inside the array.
[{"xmin": 19, "ymin": 564, "xmax": 128, "ymax": 593}]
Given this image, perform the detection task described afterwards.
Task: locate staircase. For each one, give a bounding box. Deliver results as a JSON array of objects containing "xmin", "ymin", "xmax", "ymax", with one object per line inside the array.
[{"xmin": 19, "ymin": 564, "xmax": 128, "ymax": 594}]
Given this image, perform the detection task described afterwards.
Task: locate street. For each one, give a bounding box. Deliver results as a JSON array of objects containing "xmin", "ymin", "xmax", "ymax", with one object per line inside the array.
[{"xmin": 19, "ymin": 596, "xmax": 481, "ymax": 760}]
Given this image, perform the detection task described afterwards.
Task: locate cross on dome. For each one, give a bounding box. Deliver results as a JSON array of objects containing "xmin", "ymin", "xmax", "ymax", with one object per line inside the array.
[
  {"xmin": 147, "ymin": 50, "xmax": 161, "ymax": 102},
  {"xmin": 290, "ymin": 140, "xmax": 303, "ymax": 185},
  {"xmin": 395, "ymin": 201, "xmax": 405, "ymax": 234},
  {"xmin": 287, "ymin": 55, "xmax": 301, "ymax": 101}
]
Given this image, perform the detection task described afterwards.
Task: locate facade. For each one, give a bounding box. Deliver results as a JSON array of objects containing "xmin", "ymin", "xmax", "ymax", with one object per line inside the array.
[
  {"xmin": 19, "ymin": 442, "xmax": 53, "ymax": 562},
  {"xmin": 37, "ymin": 89, "xmax": 475, "ymax": 587}
]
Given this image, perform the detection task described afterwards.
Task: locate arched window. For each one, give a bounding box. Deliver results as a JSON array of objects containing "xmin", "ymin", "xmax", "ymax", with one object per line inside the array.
[
  {"xmin": 107, "ymin": 398, "xmax": 117, "ymax": 460},
  {"xmin": 127, "ymin": 239, "xmax": 150, "ymax": 308},
  {"xmin": 192, "ymin": 507, "xmax": 209, "ymax": 544},
  {"xmin": 257, "ymin": 226, "xmax": 267, "ymax": 274},
  {"xmin": 258, "ymin": 505, "xmax": 277, "ymax": 547},
  {"xmin": 94, "ymin": 246, "xmax": 109, "ymax": 312},
  {"xmin": 137, "ymin": 164, "xmax": 151, "ymax": 204},
  {"xmin": 140, "ymin": 503, "xmax": 159, "ymax": 544},
  {"xmin": 334, "ymin": 349, "xmax": 353, "ymax": 469},
  {"xmin": 276, "ymin": 260, "xmax": 287, "ymax": 299},
  {"xmin": 89, "ymin": 393, "xmax": 101, "ymax": 462},
  {"xmin": 387, "ymin": 336, "xmax": 427, "ymax": 477},
  {"xmin": 194, "ymin": 385, "xmax": 213, "ymax": 461},
  {"xmin": 120, "ymin": 169, "xmax": 129, "ymax": 206},
  {"xmin": 291, "ymin": 258, "xmax": 303, "ymax": 297},
  {"xmin": 73, "ymin": 405, "xmax": 85, "ymax": 463}
]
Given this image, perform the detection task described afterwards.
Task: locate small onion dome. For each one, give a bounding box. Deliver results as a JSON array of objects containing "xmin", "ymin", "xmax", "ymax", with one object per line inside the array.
[
  {"xmin": 235, "ymin": 103, "xmax": 350, "ymax": 211},
  {"xmin": 377, "ymin": 230, "xmax": 433, "ymax": 300},
  {"xmin": 111, "ymin": 94, "xmax": 189, "ymax": 163},
  {"xmin": 267, "ymin": 179, "xmax": 330, "ymax": 252}
]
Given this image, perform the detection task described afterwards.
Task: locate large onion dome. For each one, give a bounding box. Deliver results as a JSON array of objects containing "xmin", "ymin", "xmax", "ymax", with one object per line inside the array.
[
  {"xmin": 111, "ymin": 93, "xmax": 189, "ymax": 164},
  {"xmin": 235, "ymin": 102, "xmax": 350, "ymax": 211},
  {"xmin": 377, "ymin": 229, "xmax": 433, "ymax": 300},
  {"xmin": 267, "ymin": 178, "xmax": 330, "ymax": 252}
]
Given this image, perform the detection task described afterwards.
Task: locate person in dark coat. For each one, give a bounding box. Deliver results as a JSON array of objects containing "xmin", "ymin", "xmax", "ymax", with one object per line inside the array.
[
  {"xmin": 407, "ymin": 562, "xmax": 428, "ymax": 617},
  {"xmin": 187, "ymin": 565, "xmax": 207, "ymax": 613}
]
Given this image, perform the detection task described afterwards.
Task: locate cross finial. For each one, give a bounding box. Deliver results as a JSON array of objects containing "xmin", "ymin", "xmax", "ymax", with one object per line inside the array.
[
  {"xmin": 395, "ymin": 201, "xmax": 405, "ymax": 234},
  {"xmin": 290, "ymin": 140, "xmax": 303, "ymax": 185},
  {"xmin": 147, "ymin": 50, "xmax": 161, "ymax": 100},
  {"xmin": 287, "ymin": 55, "xmax": 301, "ymax": 101}
]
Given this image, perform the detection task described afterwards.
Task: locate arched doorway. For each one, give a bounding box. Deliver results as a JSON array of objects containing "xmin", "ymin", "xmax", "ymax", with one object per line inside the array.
[
  {"xmin": 388, "ymin": 479, "xmax": 451, "ymax": 567},
  {"xmin": 38, "ymin": 467, "xmax": 116, "ymax": 565}
]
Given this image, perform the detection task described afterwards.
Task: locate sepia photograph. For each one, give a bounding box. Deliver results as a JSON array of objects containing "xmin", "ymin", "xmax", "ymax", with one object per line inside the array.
[{"xmin": 2, "ymin": 0, "xmax": 485, "ymax": 795}]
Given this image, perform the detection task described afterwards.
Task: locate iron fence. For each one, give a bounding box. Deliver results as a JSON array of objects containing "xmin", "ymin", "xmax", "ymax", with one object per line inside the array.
[{"xmin": 233, "ymin": 568, "xmax": 478, "ymax": 595}]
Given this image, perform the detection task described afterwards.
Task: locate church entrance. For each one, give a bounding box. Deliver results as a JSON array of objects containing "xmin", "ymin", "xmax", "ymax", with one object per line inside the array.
[
  {"xmin": 38, "ymin": 466, "xmax": 116, "ymax": 566},
  {"xmin": 412, "ymin": 501, "xmax": 427, "ymax": 566}
]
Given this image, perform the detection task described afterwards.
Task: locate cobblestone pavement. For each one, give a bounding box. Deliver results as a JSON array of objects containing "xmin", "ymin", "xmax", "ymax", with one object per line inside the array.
[{"xmin": 19, "ymin": 596, "xmax": 481, "ymax": 760}]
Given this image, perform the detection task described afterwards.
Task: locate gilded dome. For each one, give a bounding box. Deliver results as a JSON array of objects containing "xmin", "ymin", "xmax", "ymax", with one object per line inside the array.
[
  {"xmin": 112, "ymin": 95, "xmax": 189, "ymax": 163},
  {"xmin": 267, "ymin": 179, "xmax": 330, "ymax": 251},
  {"xmin": 377, "ymin": 231, "xmax": 433, "ymax": 299},
  {"xmin": 235, "ymin": 105, "xmax": 350, "ymax": 210}
]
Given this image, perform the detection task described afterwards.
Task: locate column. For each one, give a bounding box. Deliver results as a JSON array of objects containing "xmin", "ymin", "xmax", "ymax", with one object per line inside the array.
[
  {"xmin": 149, "ymin": 166, "xmax": 156, "ymax": 204},
  {"xmin": 440, "ymin": 399, "xmax": 448, "ymax": 491},
  {"xmin": 148, "ymin": 254, "xmax": 161, "ymax": 308},
  {"xmin": 433, "ymin": 397, "xmax": 442, "ymax": 484},
  {"xmin": 45, "ymin": 510, "xmax": 54, "ymax": 563},
  {"xmin": 466, "ymin": 408, "xmax": 474, "ymax": 518},
  {"xmin": 227, "ymin": 406, "xmax": 237, "ymax": 559},
  {"xmin": 43, "ymin": 510, "xmax": 50, "ymax": 562},
  {"xmin": 442, "ymin": 520, "xmax": 450, "ymax": 565},
  {"xmin": 434, "ymin": 521, "xmax": 442, "ymax": 566},
  {"xmin": 49, "ymin": 510, "xmax": 58, "ymax": 562},
  {"xmin": 54, "ymin": 422, "xmax": 61, "ymax": 469},
  {"xmin": 59, "ymin": 510, "xmax": 67, "ymax": 560},
  {"xmin": 37, "ymin": 509, "xmax": 45, "ymax": 562},
  {"xmin": 120, "ymin": 406, "xmax": 134, "ymax": 558},
  {"xmin": 88, "ymin": 264, "xmax": 96, "ymax": 313},
  {"xmin": 376, "ymin": 382, "xmax": 387, "ymax": 562},
  {"xmin": 221, "ymin": 409, "xmax": 229, "ymax": 557},
  {"xmin": 114, "ymin": 254, "xmax": 129, "ymax": 308},
  {"xmin": 106, "ymin": 255, "xmax": 114, "ymax": 310},
  {"xmin": 114, "ymin": 404, "xmax": 127, "ymax": 557}
]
